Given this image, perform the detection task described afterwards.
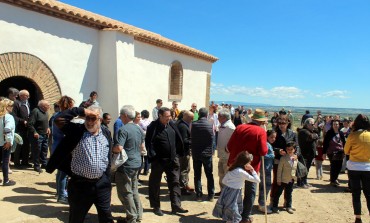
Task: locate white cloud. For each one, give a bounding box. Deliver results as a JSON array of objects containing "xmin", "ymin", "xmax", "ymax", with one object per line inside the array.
[
  {"xmin": 315, "ymin": 90, "xmax": 350, "ymax": 99},
  {"xmin": 210, "ymin": 82, "xmax": 305, "ymax": 99}
]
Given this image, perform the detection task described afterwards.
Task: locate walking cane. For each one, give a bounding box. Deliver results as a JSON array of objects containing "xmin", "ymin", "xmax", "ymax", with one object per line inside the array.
[{"xmin": 261, "ymin": 156, "xmax": 268, "ymax": 223}]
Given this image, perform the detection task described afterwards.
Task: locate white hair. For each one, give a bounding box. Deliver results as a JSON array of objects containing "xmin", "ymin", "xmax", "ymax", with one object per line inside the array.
[
  {"xmin": 87, "ymin": 105, "xmax": 103, "ymax": 118},
  {"xmin": 120, "ymin": 105, "xmax": 135, "ymax": 120}
]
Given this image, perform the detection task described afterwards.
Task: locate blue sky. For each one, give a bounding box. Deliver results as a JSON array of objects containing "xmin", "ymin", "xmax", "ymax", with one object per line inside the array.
[{"xmin": 61, "ymin": 0, "xmax": 370, "ymax": 109}]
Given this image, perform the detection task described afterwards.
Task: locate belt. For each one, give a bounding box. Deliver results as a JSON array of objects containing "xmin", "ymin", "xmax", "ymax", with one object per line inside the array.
[{"xmin": 71, "ymin": 173, "xmax": 103, "ymax": 183}]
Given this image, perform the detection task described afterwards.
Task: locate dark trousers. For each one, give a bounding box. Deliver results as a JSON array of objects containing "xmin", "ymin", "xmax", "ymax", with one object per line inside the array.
[
  {"xmin": 298, "ymin": 156, "xmax": 313, "ymax": 186},
  {"xmin": 328, "ymin": 155, "xmax": 343, "ymax": 183},
  {"xmin": 2, "ymin": 146, "xmax": 11, "ymax": 182},
  {"xmin": 348, "ymin": 170, "xmax": 370, "ymax": 215},
  {"xmin": 241, "ymin": 180, "xmax": 257, "ymax": 220},
  {"xmin": 68, "ymin": 173, "xmax": 113, "ymax": 223},
  {"xmin": 179, "ymin": 155, "xmax": 190, "ymax": 188},
  {"xmin": 193, "ymin": 156, "xmax": 214, "ymax": 197},
  {"xmin": 13, "ymin": 130, "xmax": 30, "ymax": 165},
  {"xmin": 149, "ymin": 157, "xmax": 181, "ymax": 209},
  {"xmin": 30, "ymin": 134, "xmax": 48, "ymax": 167},
  {"xmin": 273, "ymin": 181, "xmax": 294, "ymax": 208}
]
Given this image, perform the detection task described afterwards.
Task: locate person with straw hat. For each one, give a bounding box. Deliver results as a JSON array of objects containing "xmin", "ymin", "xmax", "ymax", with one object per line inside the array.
[
  {"xmin": 0, "ymin": 98, "xmax": 16, "ymax": 186},
  {"xmin": 227, "ymin": 108, "xmax": 268, "ymax": 223}
]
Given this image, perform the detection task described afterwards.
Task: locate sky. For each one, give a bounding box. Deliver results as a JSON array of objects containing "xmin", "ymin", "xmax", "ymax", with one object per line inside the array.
[{"xmin": 61, "ymin": 0, "xmax": 370, "ymax": 109}]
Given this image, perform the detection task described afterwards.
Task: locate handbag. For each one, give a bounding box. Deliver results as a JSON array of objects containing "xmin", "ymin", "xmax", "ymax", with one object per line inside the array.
[
  {"xmin": 332, "ymin": 150, "xmax": 345, "ymax": 161},
  {"xmin": 296, "ymin": 161, "xmax": 308, "ymax": 178},
  {"xmin": 111, "ymin": 149, "xmax": 128, "ymax": 172}
]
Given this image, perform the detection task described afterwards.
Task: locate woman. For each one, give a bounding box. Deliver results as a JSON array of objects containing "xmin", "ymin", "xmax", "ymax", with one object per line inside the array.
[
  {"xmin": 270, "ymin": 112, "xmax": 279, "ymax": 130},
  {"xmin": 344, "ymin": 114, "xmax": 370, "ymax": 223},
  {"xmin": 271, "ymin": 117, "xmax": 298, "ymax": 202},
  {"xmin": 1, "ymin": 98, "xmax": 16, "ymax": 186},
  {"xmin": 232, "ymin": 108, "xmax": 246, "ymax": 127},
  {"xmin": 139, "ymin": 110, "xmax": 151, "ymax": 175},
  {"xmin": 52, "ymin": 96, "xmax": 75, "ymax": 204},
  {"xmin": 323, "ymin": 119, "xmax": 346, "ymax": 187}
]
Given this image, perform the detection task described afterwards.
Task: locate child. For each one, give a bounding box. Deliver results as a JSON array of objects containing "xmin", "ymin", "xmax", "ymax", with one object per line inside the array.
[
  {"xmin": 315, "ymin": 139, "xmax": 324, "ymax": 180},
  {"xmin": 258, "ymin": 130, "xmax": 276, "ymax": 213},
  {"xmin": 212, "ymin": 151, "xmax": 260, "ymax": 223},
  {"xmin": 272, "ymin": 141, "xmax": 298, "ymax": 214}
]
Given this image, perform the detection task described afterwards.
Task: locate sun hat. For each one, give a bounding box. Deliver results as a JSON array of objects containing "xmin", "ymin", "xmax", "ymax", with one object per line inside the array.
[{"xmin": 251, "ymin": 108, "xmax": 268, "ymax": 121}]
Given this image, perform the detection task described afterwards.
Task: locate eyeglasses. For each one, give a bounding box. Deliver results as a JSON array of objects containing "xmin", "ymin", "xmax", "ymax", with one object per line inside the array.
[
  {"xmin": 86, "ymin": 116, "xmax": 98, "ymax": 122},
  {"xmin": 278, "ymin": 122, "xmax": 287, "ymax": 125},
  {"xmin": 192, "ymin": 106, "xmax": 197, "ymax": 108}
]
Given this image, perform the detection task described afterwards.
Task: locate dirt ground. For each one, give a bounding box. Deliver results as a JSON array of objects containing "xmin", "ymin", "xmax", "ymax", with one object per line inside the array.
[{"xmin": 0, "ymin": 157, "xmax": 368, "ymax": 223}]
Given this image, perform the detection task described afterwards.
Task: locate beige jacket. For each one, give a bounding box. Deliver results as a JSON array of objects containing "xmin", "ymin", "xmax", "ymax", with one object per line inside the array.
[{"xmin": 277, "ymin": 154, "xmax": 298, "ymax": 184}]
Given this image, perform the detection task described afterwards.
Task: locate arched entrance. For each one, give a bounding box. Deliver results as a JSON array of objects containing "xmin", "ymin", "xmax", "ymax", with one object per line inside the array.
[{"xmin": 0, "ymin": 52, "xmax": 62, "ymax": 109}]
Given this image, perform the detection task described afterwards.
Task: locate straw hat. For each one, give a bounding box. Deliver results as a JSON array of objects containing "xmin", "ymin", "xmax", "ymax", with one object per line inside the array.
[{"xmin": 251, "ymin": 108, "xmax": 268, "ymax": 121}]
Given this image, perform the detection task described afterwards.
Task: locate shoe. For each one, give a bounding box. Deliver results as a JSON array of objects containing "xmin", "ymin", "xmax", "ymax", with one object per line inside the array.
[
  {"xmin": 208, "ymin": 195, "xmax": 214, "ymax": 202},
  {"xmin": 239, "ymin": 217, "xmax": 253, "ymax": 223},
  {"xmin": 330, "ymin": 182, "xmax": 338, "ymax": 187},
  {"xmin": 21, "ymin": 163, "xmax": 33, "ymax": 168},
  {"xmin": 214, "ymin": 191, "xmax": 222, "ymax": 196},
  {"xmin": 344, "ymin": 187, "xmax": 352, "ymax": 193},
  {"xmin": 41, "ymin": 164, "xmax": 47, "ymax": 169},
  {"xmin": 258, "ymin": 205, "xmax": 272, "ymax": 214},
  {"xmin": 305, "ymin": 183, "xmax": 312, "ymax": 187},
  {"xmin": 181, "ymin": 188, "xmax": 192, "ymax": 196},
  {"xmin": 137, "ymin": 182, "xmax": 142, "ymax": 186},
  {"xmin": 153, "ymin": 207, "xmax": 164, "ymax": 216},
  {"xmin": 286, "ymin": 208, "xmax": 294, "ymax": 214},
  {"xmin": 57, "ymin": 197, "xmax": 69, "ymax": 205},
  {"xmin": 171, "ymin": 206, "xmax": 188, "ymax": 214},
  {"xmin": 272, "ymin": 207, "xmax": 279, "ymax": 213},
  {"xmin": 334, "ymin": 180, "xmax": 340, "ymax": 186},
  {"xmin": 34, "ymin": 167, "xmax": 43, "ymax": 173},
  {"xmin": 195, "ymin": 195, "xmax": 202, "ymax": 202},
  {"xmin": 299, "ymin": 184, "xmax": 309, "ymax": 189},
  {"xmin": 184, "ymin": 185, "xmax": 194, "ymax": 192},
  {"xmin": 355, "ymin": 217, "xmax": 362, "ymax": 223},
  {"xmin": 3, "ymin": 180, "xmax": 16, "ymax": 186}
]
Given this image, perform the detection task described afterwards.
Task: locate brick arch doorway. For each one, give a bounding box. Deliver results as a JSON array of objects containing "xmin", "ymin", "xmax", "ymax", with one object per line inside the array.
[{"xmin": 0, "ymin": 52, "xmax": 62, "ymax": 109}]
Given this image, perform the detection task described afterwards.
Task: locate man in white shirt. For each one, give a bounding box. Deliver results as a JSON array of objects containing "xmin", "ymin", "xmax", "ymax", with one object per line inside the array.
[{"xmin": 152, "ymin": 99, "xmax": 162, "ymax": 121}]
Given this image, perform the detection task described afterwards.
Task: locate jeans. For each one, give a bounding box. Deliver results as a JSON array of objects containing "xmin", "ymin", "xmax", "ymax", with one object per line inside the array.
[
  {"xmin": 30, "ymin": 134, "xmax": 49, "ymax": 167},
  {"xmin": 179, "ymin": 155, "xmax": 190, "ymax": 188},
  {"xmin": 56, "ymin": 170, "xmax": 68, "ymax": 199},
  {"xmin": 2, "ymin": 146, "xmax": 11, "ymax": 182},
  {"xmin": 193, "ymin": 156, "xmax": 215, "ymax": 197},
  {"xmin": 13, "ymin": 130, "xmax": 30, "ymax": 165},
  {"xmin": 273, "ymin": 181, "xmax": 294, "ymax": 208},
  {"xmin": 300, "ymin": 156, "xmax": 314, "ymax": 185},
  {"xmin": 241, "ymin": 180, "xmax": 257, "ymax": 220},
  {"xmin": 315, "ymin": 160, "xmax": 323, "ymax": 179},
  {"xmin": 258, "ymin": 163, "xmax": 272, "ymax": 206},
  {"xmin": 116, "ymin": 168, "xmax": 142, "ymax": 223},
  {"xmin": 348, "ymin": 170, "xmax": 370, "ymax": 215}
]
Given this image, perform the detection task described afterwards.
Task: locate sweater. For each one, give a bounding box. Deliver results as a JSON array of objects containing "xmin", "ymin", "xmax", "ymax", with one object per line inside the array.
[{"xmin": 222, "ymin": 167, "xmax": 260, "ymax": 189}]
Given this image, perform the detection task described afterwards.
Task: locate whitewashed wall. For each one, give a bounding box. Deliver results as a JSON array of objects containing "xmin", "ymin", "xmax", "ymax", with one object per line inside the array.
[{"xmin": 0, "ymin": 3, "xmax": 100, "ymax": 104}]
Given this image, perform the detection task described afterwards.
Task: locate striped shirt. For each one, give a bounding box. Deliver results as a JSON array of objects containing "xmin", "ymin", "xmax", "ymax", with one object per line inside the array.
[{"xmin": 71, "ymin": 129, "xmax": 109, "ymax": 179}]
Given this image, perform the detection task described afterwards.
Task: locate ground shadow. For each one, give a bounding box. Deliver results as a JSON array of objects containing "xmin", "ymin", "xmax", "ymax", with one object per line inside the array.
[
  {"xmin": 18, "ymin": 204, "xmax": 69, "ymax": 222},
  {"xmin": 3, "ymin": 195, "xmax": 55, "ymax": 204},
  {"xmin": 13, "ymin": 186, "xmax": 54, "ymax": 195},
  {"xmin": 178, "ymin": 212, "xmax": 224, "ymax": 223},
  {"xmin": 309, "ymin": 181, "xmax": 348, "ymax": 193},
  {"xmin": 35, "ymin": 181, "xmax": 57, "ymax": 190}
]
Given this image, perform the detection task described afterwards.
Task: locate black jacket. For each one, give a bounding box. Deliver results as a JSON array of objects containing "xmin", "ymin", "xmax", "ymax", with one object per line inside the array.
[
  {"xmin": 298, "ymin": 127, "xmax": 319, "ymax": 158},
  {"xmin": 46, "ymin": 107, "xmax": 112, "ymax": 176},
  {"xmin": 145, "ymin": 119, "xmax": 184, "ymax": 162},
  {"xmin": 177, "ymin": 119, "xmax": 191, "ymax": 156},
  {"xmin": 323, "ymin": 129, "xmax": 346, "ymax": 155},
  {"xmin": 190, "ymin": 117, "xmax": 214, "ymax": 158},
  {"xmin": 12, "ymin": 100, "xmax": 30, "ymax": 132}
]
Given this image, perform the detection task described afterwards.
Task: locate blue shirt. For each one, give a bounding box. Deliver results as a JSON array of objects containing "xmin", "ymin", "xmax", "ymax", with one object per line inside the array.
[
  {"xmin": 263, "ymin": 142, "xmax": 275, "ymax": 171},
  {"xmin": 71, "ymin": 129, "xmax": 109, "ymax": 179},
  {"xmin": 114, "ymin": 117, "xmax": 123, "ymax": 139}
]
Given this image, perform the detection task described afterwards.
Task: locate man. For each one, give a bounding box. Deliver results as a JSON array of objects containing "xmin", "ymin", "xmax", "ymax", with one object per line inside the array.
[
  {"xmin": 113, "ymin": 116, "xmax": 123, "ymax": 139},
  {"xmin": 245, "ymin": 108, "xmax": 253, "ymax": 123},
  {"xmin": 152, "ymin": 99, "xmax": 162, "ymax": 121},
  {"xmin": 171, "ymin": 101, "xmax": 180, "ymax": 120},
  {"xmin": 177, "ymin": 110, "xmax": 194, "ymax": 195},
  {"xmin": 12, "ymin": 89, "xmax": 31, "ymax": 167},
  {"xmin": 215, "ymin": 108, "xmax": 235, "ymax": 195},
  {"xmin": 28, "ymin": 100, "xmax": 50, "ymax": 173},
  {"xmin": 298, "ymin": 118, "xmax": 319, "ymax": 188},
  {"xmin": 191, "ymin": 107, "xmax": 215, "ymax": 201},
  {"xmin": 190, "ymin": 103, "xmax": 199, "ymax": 121},
  {"xmin": 102, "ymin": 113, "xmax": 112, "ymax": 127},
  {"xmin": 227, "ymin": 108, "xmax": 268, "ymax": 223},
  {"xmin": 145, "ymin": 107, "xmax": 188, "ymax": 216},
  {"xmin": 301, "ymin": 110, "xmax": 313, "ymax": 126},
  {"xmin": 46, "ymin": 105, "xmax": 114, "ymax": 223},
  {"xmin": 79, "ymin": 91, "xmax": 99, "ymax": 108},
  {"xmin": 114, "ymin": 105, "xmax": 143, "ymax": 223},
  {"xmin": 7, "ymin": 87, "xmax": 19, "ymax": 101}
]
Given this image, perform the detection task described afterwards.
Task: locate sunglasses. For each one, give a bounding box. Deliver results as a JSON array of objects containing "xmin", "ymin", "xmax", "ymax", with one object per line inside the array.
[
  {"xmin": 278, "ymin": 122, "xmax": 287, "ymax": 125},
  {"xmin": 86, "ymin": 116, "xmax": 98, "ymax": 122}
]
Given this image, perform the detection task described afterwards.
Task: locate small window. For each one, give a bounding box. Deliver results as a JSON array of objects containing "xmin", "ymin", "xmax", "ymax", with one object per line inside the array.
[{"xmin": 168, "ymin": 61, "xmax": 183, "ymax": 100}]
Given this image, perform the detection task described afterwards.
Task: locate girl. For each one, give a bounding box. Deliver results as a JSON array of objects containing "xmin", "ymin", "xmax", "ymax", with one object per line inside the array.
[
  {"xmin": 315, "ymin": 139, "xmax": 324, "ymax": 180},
  {"xmin": 272, "ymin": 141, "xmax": 298, "ymax": 214},
  {"xmin": 213, "ymin": 151, "xmax": 260, "ymax": 223},
  {"xmin": 258, "ymin": 130, "xmax": 276, "ymax": 213}
]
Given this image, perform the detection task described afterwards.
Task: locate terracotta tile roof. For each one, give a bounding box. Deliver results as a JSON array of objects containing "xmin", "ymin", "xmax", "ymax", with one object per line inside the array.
[{"xmin": 1, "ymin": 0, "xmax": 218, "ymax": 63}]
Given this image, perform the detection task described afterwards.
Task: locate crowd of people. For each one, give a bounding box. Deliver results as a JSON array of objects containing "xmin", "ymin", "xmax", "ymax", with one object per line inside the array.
[{"xmin": 0, "ymin": 89, "xmax": 369, "ymax": 223}]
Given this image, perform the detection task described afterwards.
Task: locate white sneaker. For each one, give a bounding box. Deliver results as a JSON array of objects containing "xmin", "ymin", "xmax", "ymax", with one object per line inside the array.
[{"xmin": 258, "ymin": 205, "xmax": 272, "ymax": 214}]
